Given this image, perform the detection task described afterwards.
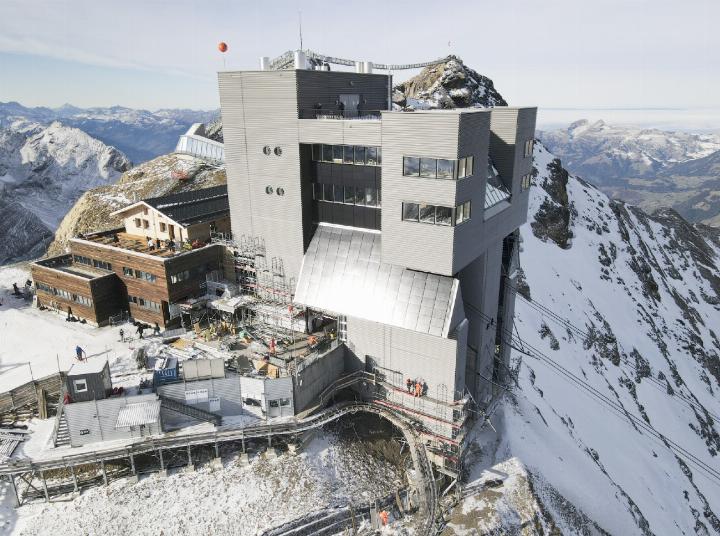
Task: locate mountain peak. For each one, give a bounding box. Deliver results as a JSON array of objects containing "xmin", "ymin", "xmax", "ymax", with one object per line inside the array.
[{"xmin": 392, "ymin": 56, "xmax": 507, "ymax": 110}]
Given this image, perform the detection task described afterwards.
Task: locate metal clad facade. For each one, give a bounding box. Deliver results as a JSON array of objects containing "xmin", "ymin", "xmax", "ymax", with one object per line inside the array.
[
  {"xmin": 219, "ymin": 71, "xmax": 306, "ymax": 280},
  {"xmin": 157, "ymin": 376, "xmax": 243, "ymax": 416}
]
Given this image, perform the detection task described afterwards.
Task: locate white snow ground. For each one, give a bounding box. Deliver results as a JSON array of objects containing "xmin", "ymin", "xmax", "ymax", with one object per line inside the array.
[{"xmin": 0, "ymin": 433, "xmax": 403, "ymax": 536}]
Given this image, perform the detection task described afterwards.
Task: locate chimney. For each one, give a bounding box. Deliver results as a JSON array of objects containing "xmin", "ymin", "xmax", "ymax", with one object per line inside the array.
[
  {"xmin": 363, "ymin": 61, "xmax": 373, "ymax": 74},
  {"xmin": 259, "ymin": 56, "xmax": 270, "ymax": 71}
]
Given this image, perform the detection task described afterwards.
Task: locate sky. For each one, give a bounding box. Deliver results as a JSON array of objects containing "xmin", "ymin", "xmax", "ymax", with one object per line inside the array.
[{"xmin": 1, "ymin": 0, "xmax": 719, "ymax": 127}]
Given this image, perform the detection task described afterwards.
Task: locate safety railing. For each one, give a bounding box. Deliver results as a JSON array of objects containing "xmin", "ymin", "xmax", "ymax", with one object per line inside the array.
[{"xmin": 299, "ymin": 109, "xmax": 384, "ymax": 120}]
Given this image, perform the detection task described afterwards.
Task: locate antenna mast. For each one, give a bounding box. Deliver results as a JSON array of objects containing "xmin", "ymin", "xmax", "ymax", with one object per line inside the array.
[{"xmin": 298, "ymin": 11, "xmax": 303, "ymax": 50}]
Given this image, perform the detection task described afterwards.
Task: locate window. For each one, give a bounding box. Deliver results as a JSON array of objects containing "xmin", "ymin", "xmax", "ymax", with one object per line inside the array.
[
  {"xmin": 124, "ymin": 267, "xmax": 156, "ymax": 282},
  {"xmin": 73, "ymin": 255, "xmax": 92, "ymax": 266},
  {"xmin": 437, "ymin": 159, "xmax": 455, "ymax": 179},
  {"xmin": 344, "ymin": 185, "xmax": 355, "ymax": 204},
  {"xmin": 279, "ymin": 398, "xmax": 291, "ymax": 407},
  {"xmin": 322, "ymin": 145, "xmax": 333, "ymax": 162},
  {"xmin": 458, "ymin": 158, "xmax": 466, "ymax": 179},
  {"xmin": 312, "ymin": 144, "xmax": 321, "ymax": 160},
  {"xmin": 159, "ymin": 222, "xmax": 166, "ymax": 232},
  {"xmin": 265, "ymin": 186, "xmax": 273, "ymax": 195},
  {"xmin": 338, "ymin": 315, "xmax": 347, "ymax": 342},
  {"xmin": 128, "ymin": 295, "xmax": 161, "ymax": 312},
  {"xmin": 170, "ymin": 270, "xmax": 190, "ymax": 284},
  {"xmin": 277, "ymin": 187, "xmax": 285, "ymax": 196},
  {"xmin": 123, "ymin": 267, "xmax": 133, "ymax": 277},
  {"xmin": 134, "ymin": 218, "xmax": 142, "ymax": 228},
  {"xmin": 456, "ymin": 201, "xmax": 471, "ymax": 225},
  {"xmin": 521, "ymin": 174, "xmax": 532, "ymax": 190},
  {"xmin": 93, "ymin": 259, "xmax": 111, "ymax": 271},
  {"xmin": 263, "ymin": 145, "xmax": 272, "ymax": 155},
  {"xmin": 35, "ymin": 282, "xmax": 52, "ymax": 293},
  {"xmin": 419, "ymin": 158, "xmax": 437, "ymax": 178},
  {"xmin": 367, "ymin": 147, "xmax": 378, "ymax": 166},
  {"xmin": 143, "ymin": 207, "xmax": 148, "ymax": 215},
  {"xmin": 269, "ymin": 400, "xmax": 279, "ymax": 408},
  {"xmin": 524, "ymin": 139, "xmax": 534, "ymax": 157},
  {"xmin": 73, "ymin": 379, "xmax": 88, "ymax": 393},
  {"xmin": 143, "ymin": 219, "xmax": 149, "ymax": 229},
  {"xmin": 315, "ymin": 183, "xmax": 381, "ymax": 208},
  {"xmin": 274, "ymin": 146, "xmax": 282, "ymax": 156},
  {"xmin": 333, "ymin": 184, "xmax": 344, "ymax": 203},
  {"xmin": 343, "ymin": 145, "xmax": 354, "ymax": 164},
  {"xmin": 403, "ymin": 157, "xmax": 420, "ymax": 176},
  {"xmin": 436, "ymin": 206, "xmax": 452, "ymax": 226},
  {"xmin": 466, "ymin": 156, "xmax": 474, "ymax": 176},
  {"xmin": 402, "ymin": 202, "xmax": 419, "ymax": 222},
  {"xmin": 419, "ymin": 203, "xmax": 436, "ymax": 223},
  {"xmin": 332, "ymin": 145, "xmax": 343, "ymax": 163},
  {"xmin": 354, "ymin": 146, "xmax": 366, "ymax": 165},
  {"xmin": 365, "ymin": 187, "xmax": 377, "ymax": 207}
]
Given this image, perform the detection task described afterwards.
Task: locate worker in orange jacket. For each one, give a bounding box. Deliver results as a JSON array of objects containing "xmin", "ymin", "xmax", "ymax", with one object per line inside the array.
[{"xmin": 379, "ymin": 510, "xmax": 389, "ymax": 526}]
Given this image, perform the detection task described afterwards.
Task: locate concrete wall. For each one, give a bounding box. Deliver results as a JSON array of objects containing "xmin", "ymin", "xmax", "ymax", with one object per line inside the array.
[
  {"xmin": 293, "ymin": 344, "xmax": 346, "ymax": 412},
  {"xmin": 64, "ymin": 394, "xmax": 161, "ymax": 447},
  {"xmin": 346, "ymin": 315, "xmax": 465, "ymax": 400}
]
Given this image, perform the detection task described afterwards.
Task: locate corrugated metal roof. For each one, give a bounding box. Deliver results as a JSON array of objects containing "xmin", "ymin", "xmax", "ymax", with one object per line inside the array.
[
  {"xmin": 115, "ymin": 400, "xmax": 161, "ymax": 428},
  {"xmin": 144, "ymin": 185, "xmax": 229, "ymax": 226},
  {"xmin": 294, "ymin": 225, "xmax": 457, "ymax": 337}
]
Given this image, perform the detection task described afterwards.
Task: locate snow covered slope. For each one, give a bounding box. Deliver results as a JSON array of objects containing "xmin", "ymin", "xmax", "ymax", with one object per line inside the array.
[
  {"xmin": 0, "ymin": 120, "xmax": 131, "ymax": 264},
  {"xmin": 461, "ymin": 142, "xmax": 720, "ymax": 535}
]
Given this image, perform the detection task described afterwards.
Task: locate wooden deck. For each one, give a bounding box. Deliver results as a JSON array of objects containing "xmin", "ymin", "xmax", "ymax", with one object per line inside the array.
[{"xmin": 86, "ymin": 232, "xmax": 192, "ymax": 258}]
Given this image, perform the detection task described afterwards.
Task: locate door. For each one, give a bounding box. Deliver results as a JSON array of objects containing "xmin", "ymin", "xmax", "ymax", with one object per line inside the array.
[{"xmin": 168, "ymin": 225, "xmax": 175, "ymax": 239}]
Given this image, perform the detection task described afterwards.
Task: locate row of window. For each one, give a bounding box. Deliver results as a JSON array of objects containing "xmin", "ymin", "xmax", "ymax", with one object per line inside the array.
[
  {"xmin": 312, "ymin": 183, "xmax": 381, "ymax": 207},
  {"xmin": 402, "ymin": 156, "xmax": 474, "ymax": 180},
  {"xmin": 523, "ymin": 139, "xmax": 535, "ymax": 158},
  {"xmin": 128, "ymin": 295, "xmax": 162, "ymax": 312},
  {"xmin": 73, "ymin": 255, "xmax": 112, "ymax": 271},
  {"xmin": 521, "ymin": 173, "xmax": 532, "ymax": 190},
  {"xmin": 311, "ymin": 144, "xmax": 382, "ymax": 166},
  {"xmin": 268, "ymin": 398, "xmax": 292, "ymax": 408},
  {"xmin": 169, "ymin": 262, "xmax": 218, "ymax": 285},
  {"xmin": 134, "ymin": 218, "xmax": 150, "ymax": 229},
  {"xmin": 123, "ymin": 267, "xmax": 157, "ymax": 283},
  {"xmin": 402, "ymin": 201, "xmax": 472, "ymax": 226},
  {"xmin": 36, "ymin": 282, "xmax": 93, "ymax": 306}
]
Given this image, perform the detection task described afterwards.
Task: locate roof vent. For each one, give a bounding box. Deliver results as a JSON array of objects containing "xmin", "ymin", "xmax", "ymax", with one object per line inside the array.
[
  {"xmin": 294, "ymin": 50, "xmax": 307, "ymax": 70},
  {"xmin": 259, "ymin": 56, "xmax": 270, "ymax": 70}
]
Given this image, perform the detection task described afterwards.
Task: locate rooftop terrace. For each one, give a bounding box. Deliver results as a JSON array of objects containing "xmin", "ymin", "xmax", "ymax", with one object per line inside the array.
[
  {"xmin": 78, "ymin": 230, "xmax": 211, "ymax": 259},
  {"xmin": 35, "ymin": 255, "xmax": 112, "ymax": 280}
]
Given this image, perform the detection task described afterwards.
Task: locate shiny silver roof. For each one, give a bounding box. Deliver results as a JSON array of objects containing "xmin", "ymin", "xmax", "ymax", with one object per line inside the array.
[{"xmin": 294, "ymin": 225, "xmax": 458, "ymax": 337}]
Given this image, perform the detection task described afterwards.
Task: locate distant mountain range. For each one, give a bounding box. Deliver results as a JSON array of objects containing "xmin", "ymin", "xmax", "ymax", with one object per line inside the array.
[
  {"xmin": 0, "ymin": 102, "xmax": 218, "ymax": 163},
  {"xmin": 538, "ymin": 120, "xmax": 720, "ymax": 225}
]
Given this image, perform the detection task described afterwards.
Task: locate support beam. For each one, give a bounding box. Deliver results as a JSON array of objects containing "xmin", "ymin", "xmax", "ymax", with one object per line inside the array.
[
  {"xmin": 129, "ymin": 453, "xmax": 136, "ymax": 475},
  {"xmin": 100, "ymin": 460, "xmax": 108, "ymax": 486},
  {"xmin": 70, "ymin": 464, "xmax": 79, "ymax": 493},
  {"xmin": 241, "ymin": 431, "xmax": 245, "ymax": 453},
  {"xmin": 40, "ymin": 471, "xmax": 49, "ymax": 502},
  {"xmin": 214, "ymin": 441, "xmax": 219, "ymax": 459},
  {"xmin": 8, "ymin": 475, "xmax": 20, "ymax": 508},
  {"xmin": 158, "ymin": 448, "xmax": 164, "ymax": 470}
]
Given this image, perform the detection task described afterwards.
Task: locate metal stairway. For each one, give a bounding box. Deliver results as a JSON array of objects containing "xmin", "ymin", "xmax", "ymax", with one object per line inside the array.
[{"xmin": 158, "ymin": 395, "xmax": 222, "ymax": 426}]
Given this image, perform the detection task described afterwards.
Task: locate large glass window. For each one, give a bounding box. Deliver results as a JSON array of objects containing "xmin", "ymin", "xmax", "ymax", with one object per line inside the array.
[
  {"xmin": 354, "ymin": 146, "xmax": 366, "ymax": 165},
  {"xmin": 312, "ymin": 144, "xmax": 321, "ymax": 160},
  {"xmin": 436, "ymin": 206, "xmax": 452, "ymax": 226},
  {"xmin": 367, "ymin": 147, "xmax": 378, "ymax": 166},
  {"xmin": 437, "ymin": 159, "xmax": 455, "ymax": 179},
  {"xmin": 324, "ymin": 184, "xmax": 334, "ymax": 201},
  {"xmin": 457, "ymin": 158, "xmax": 466, "ymax": 179},
  {"xmin": 333, "ymin": 185, "xmax": 344, "ymax": 203},
  {"xmin": 419, "ymin": 204, "xmax": 436, "ymax": 223},
  {"xmin": 343, "ymin": 146, "xmax": 354, "ymax": 164},
  {"xmin": 403, "ymin": 157, "xmax": 420, "ymax": 176},
  {"xmin": 420, "ymin": 158, "xmax": 437, "ymax": 178},
  {"xmin": 332, "ymin": 145, "xmax": 343, "ymax": 163},
  {"xmin": 403, "ymin": 202, "xmax": 419, "ymax": 222},
  {"xmin": 353, "ymin": 186, "xmax": 364, "ymax": 205},
  {"xmin": 365, "ymin": 187, "xmax": 377, "ymax": 207},
  {"xmin": 466, "ymin": 156, "xmax": 474, "ymax": 176},
  {"xmin": 344, "ymin": 185, "xmax": 355, "ymax": 204},
  {"xmin": 322, "ymin": 145, "xmax": 333, "ymax": 162}
]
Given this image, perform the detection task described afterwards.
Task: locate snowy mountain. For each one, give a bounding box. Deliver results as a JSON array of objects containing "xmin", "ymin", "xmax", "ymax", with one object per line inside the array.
[
  {"xmin": 0, "ymin": 120, "xmax": 131, "ymax": 264},
  {"xmin": 447, "ymin": 142, "xmax": 720, "ymax": 534},
  {"xmin": 0, "ymin": 102, "xmax": 218, "ymax": 163},
  {"xmin": 537, "ymin": 120, "xmax": 720, "ymax": 186}
]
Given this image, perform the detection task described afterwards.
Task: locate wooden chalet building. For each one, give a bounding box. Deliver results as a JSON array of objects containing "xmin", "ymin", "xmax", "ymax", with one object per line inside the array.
[{"xmin": 31, "ymin": 186, "xmax": 232, "ymax": 327}]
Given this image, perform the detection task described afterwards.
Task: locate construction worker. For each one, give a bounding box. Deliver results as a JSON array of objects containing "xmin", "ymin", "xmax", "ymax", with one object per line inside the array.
[
  {"xmin": 415, "ymin": 382, "xmax": 422, "ymax": 397},
  {"xmin": 379, "ymin": 510, "xmax": 389, "ymax": 526},
  {"xmin": 153, "ymin": 322, "xmax": 161, "ymax": 336},
  {"xmin": 422, "ymin": 381, "xmax": 428, "ymax": 397},
  {"xmin": 406, "ymin": 378, "xmax": 413, "ymax": 393},
  {"xmin": 136, "ymin": 323, "xmax": 145, "ymax": 339},
  {"xmin": 119, "ymin": 328, "xmax": 125, "ymax": 342},
  {"xmin": 75, "ymin": 345, "xmax": 85, "ymax": 361}
]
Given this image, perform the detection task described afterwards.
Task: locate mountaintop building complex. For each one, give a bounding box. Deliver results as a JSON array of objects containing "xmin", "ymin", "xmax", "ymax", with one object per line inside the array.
[
  {"xmin": 218, "ymin": 51, "xmax": 536, "ymax": 472},
  {"xmin": 23, "ymin": 50, "xmax": 534, "ymax": 480}
]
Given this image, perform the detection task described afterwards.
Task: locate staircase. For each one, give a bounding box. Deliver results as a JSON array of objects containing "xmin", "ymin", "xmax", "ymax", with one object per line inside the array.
[
  {"xmin": 54, "ymin": 413, "xmax": 70, "ymax": 447},
  {"xmin": 159, "ymin": 395, "xmax": 222, "ymax": 426}
]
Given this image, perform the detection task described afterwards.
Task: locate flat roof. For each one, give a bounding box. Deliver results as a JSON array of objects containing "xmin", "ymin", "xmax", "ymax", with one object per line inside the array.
[
  {"xmin": 79, "ymin": 231, "xmax": 212, "ymax": 259},
  {"xmin": 68, "ymin": 359, "xmax": 108, "ymax": 376},
  {"xmin": 294, "ymin": 224, "xmax": 457, "ymax": 337},
  {"xmin": 144, "ymin": 185, "xmax": 229, "ymax": 226}
]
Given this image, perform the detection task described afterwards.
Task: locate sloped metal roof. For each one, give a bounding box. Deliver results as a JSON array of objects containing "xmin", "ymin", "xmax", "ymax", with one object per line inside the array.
[
  {"xmin": 144, "ymin": 185, "xmax": 229, "ymax": 226},
  {"xmin": 115, "ymin": 400, "xmax": 161, "ymax": 428},
  {"xmin": 294, "ymin": 225, "xmax": 457, "ymax": 337}
]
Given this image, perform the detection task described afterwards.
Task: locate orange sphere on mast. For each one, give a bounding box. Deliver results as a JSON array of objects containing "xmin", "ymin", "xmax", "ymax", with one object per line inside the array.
[{"xmin": 218, "ymin": 42, "xmax": 228, "ymax": 53}]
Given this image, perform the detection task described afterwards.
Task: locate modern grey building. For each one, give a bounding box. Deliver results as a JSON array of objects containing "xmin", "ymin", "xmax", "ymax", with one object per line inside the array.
[{"xmin": 218, "ymin": 53, "xmax": 535, "ymax": 472}]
